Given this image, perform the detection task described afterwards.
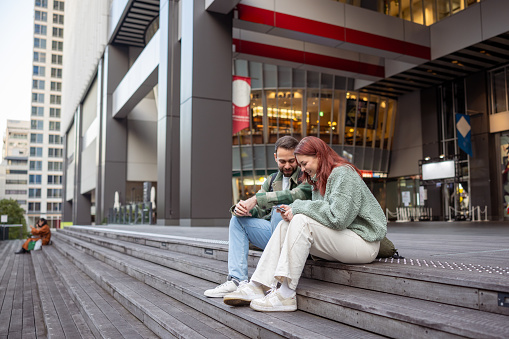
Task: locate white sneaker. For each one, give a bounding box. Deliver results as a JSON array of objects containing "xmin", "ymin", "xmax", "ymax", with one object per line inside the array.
[
  {"xmin": 223, "ymin": 282, "xmax": 265, "ymax": 306},
  {"xmin": 250, "ymin": 289, "xmax": 297, "ymax": 312},
  {"xmin": 204, "ymin": 280, "xmax": 239, "ymax": 298}
]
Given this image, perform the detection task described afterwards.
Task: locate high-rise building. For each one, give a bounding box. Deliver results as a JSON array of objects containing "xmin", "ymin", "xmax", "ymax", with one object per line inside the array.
[
  {"xmin": 28, "ymin": 0, "xmax": 65, "ymax": 228},
  {"xmin": 61, "ymin": 0, "xmax": 509, "ymax": 224},
  {"xmin": 0, "ymin": 120, "xmax": 30, "ymax": 214}
]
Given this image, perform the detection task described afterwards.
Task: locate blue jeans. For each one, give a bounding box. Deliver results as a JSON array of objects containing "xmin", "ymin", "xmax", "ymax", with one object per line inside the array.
[{"xmin": 228, "ymin": 211, "xmax": 283, "ymax": 281}]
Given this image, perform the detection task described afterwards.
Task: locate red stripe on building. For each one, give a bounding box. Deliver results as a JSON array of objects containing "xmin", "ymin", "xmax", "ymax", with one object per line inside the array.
[
  {"xmin": 275, "ymin": 12, "xmax": 345, "ymax": 41},
  {"xmin": 233, "ymin": 39, "xmax": 385, "ymax": 78},
  {"xmin": 237, "ymin": 4, "xmax": 431, "ymax": 60}
]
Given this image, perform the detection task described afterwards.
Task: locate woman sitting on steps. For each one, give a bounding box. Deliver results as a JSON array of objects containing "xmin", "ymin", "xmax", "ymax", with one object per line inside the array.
[{"xmin": 223, "ymin": 136, "xmax": 387, "ymax": 312}]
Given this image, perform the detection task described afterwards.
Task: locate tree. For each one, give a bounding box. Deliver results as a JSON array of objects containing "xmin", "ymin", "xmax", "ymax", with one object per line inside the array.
[{"xmin": 0, "ymin": 199, "xmax": 27, "ymax": 239}]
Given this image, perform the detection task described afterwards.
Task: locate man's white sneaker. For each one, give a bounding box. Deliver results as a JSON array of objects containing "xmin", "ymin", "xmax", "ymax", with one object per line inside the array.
[
  {"xmin": 250, "ymin": 289, "xmax": 297, "ymax": 312},
  {"xmin": 223, "ymin": 282, "xmax": 265, "ymax": 306},
  {"xmin": 204, "ymin": 280, "xmax": 239, "ymax": 298}
]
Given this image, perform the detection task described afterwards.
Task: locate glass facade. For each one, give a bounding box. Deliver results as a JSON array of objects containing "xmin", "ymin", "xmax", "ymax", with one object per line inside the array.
[
  {"xmin": 334, "ymin": 0, "xmax": 483, "ymax": 26},
  {"xmin": 233, "ymin": 60, "xmax": 396, "ymax": 200},
  {"xmin": 490, "ymin": 65, "xmax": 509, "ymax": 220}
]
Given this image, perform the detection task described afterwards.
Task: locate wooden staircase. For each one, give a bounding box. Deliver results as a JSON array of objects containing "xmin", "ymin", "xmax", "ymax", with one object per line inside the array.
[{"xmin": 6, "ymin": 225, "xmax": 508, "ymax": 338}]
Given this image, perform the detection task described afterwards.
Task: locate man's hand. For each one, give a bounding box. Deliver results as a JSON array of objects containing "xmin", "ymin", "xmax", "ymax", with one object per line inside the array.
[{"xmin": 234, "ymin": 196, "xmax": 257, "ymax": 216}]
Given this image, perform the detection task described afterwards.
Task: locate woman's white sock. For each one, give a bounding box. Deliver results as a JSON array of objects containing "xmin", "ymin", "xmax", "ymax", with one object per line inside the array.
[{"xmin": 278, "ymin": 278, "xmax": 296, "ymax": 298}]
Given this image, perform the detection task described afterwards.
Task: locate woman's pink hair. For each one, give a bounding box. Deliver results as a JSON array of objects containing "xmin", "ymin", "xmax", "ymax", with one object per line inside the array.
[{"xmin": 294, "ymin": 136, "xmax": 362, "ymax": 195}]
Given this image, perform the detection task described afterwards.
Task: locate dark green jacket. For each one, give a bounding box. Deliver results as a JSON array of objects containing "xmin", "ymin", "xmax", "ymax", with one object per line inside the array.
[{"xmin": 231, "ymin": 168, "xmax": 312, "ymax": 220}]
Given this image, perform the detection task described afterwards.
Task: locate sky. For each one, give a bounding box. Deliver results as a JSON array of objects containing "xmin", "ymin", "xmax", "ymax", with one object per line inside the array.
[{"xmin": 0, "ymin": 0, "xmax": 34, "ymax": 155}]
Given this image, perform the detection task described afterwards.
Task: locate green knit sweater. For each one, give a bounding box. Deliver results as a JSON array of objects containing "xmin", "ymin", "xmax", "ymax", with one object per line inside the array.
[{"xmin": 291, "ymin": 165, "xmax": 387, "ymax": 242}]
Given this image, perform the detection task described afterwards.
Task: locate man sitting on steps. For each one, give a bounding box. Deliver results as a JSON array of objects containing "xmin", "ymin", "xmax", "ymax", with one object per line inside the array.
[{"xmin": 204, "ymin": 136, "xmax": 312, "ymax": 297}]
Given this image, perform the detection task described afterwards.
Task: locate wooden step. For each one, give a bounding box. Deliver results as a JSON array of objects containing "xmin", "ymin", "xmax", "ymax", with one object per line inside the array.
[
  {"xmin": 0, "ymin": 241, "xmax": 46, "ymax": 339},
  {"xmin": 57, "ymin": 227, "xmax": 509, "ymax": 316},
  {"xmin": 41, "ymin": 246, "xmax": 159, "ymax": 338},
  {"xmin": 52, "ymin": 233, "xmax": 386, "ymax": 339},
  {"xmin": 31, "ymin": 251, "xmax": 94, "ymax": 338},
  {"xmin": 48, "ymin": 238, "xmax": 252, "ymax": 339},
  {"xmin": 53, "ymin": 231, "xmax": 509, "ymax": 339}
]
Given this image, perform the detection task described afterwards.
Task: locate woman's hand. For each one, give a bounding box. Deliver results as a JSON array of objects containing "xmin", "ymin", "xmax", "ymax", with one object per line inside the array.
[{"xmin": 277, "ymin": 204, "xmax": 293, "ymax": 222}]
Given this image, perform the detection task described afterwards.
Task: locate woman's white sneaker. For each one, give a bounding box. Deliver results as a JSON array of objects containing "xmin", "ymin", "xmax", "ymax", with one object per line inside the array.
[
  {"xmin": 204, "ymin": 279, "xmax": 239, "ymax": 298},
  {"xmin": 250, "ymin": 289, "xmax": 297, "ymax": 312},
  {"xmin": 223, "ymin": 282, "xmax": 265, "ymax": 306}
]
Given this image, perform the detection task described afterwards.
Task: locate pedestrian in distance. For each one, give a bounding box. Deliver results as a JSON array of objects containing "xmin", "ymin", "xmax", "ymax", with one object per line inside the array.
[
  {"xmin": 15, "ymin": 218, "xmax": 51, "ymax": 254},
  {"xmin": 204, "ymin": 136, "xmax": 312, "ymax": 298},
  {"xmin": 223, "ymin": 136, "xmax": 387, "ymax": 311}
]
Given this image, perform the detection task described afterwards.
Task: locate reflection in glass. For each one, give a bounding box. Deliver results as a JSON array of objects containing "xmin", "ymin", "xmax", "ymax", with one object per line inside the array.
[
  {"xmin": 411, "ymin": 0, "xmax": 424, "ymax": 25},
  {"xmin": 307, "ymin": 89, "xmax": 319, "ymax": 137},
  {"xmin": 319, "ymin": 90, "xmax": 333, "ymax": 144},
  {"xmin": 493, "ymin": 70, "xmax": 507, "ymax": 113}
]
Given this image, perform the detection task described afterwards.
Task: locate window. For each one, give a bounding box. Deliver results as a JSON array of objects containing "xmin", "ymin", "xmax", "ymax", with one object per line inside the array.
[
  {"xmin": 52, "ymin": 41, "xmax": 63, "ymax": 51},
  {"xmin": 52, "ymin": 27, "xmax": 63, "ymax": 38},
  {"xmin": 50, "ymin": 108, "xmax": 61, "ymax": 117},
  {"xmin": 31, "ymin": 120, "xmax": 43, "ymax": 130},
  {"xmin": 48, "ymin": 161, "xmax": 62, "ymax": 171},
  {"xmin": 47, "ymin": 189, "xmax": 62, "ymax": 198},
  {"xmin": 48, "ymin": 135, "xmax": 62, "ymax": 144},
  {"xmin": 33, "ymin": 51, "xmax": 46, "ymax": 62},
  {"xmin": 32, "ymin": 93, "xmax": 44, "ymax": 103},
  {"xmin": 30, "ymin": 133, "xmax": 43, "ymax": 143},
  {"xmin": 50, "ymin": 95, "xmax": 61, "ymax": 105},
  {"xmin": 32, "ymin": 79, "xmax": 45, "ymax": 90},
  {"xmin": 50, "ymin": 82, "xmax": 62, "ymax": 92},
  {"xmin": 34, "ymin": 38, "xmax": 46, "ymax": 49},
  {"xmin": 34, "ymin": 24, "xmax": 47, "ymax": 35},
  {"xmin": 32, "ymin": 106, "xmax": 44, "ymax": 116},
  {"xmin": 47, "ymin": 175, "xmax": 62, "ymax": 184},
  {"xmin": 47, "ymin": 202, "xmax": 61, "ymax": 212},
  {"xmin": 35, "ymin": 0, "xmax": 48, "ymax": 8},
  {"xmin": 52, "ymin": 13, "xmax": 64, "ymax": 24},
  {"xmin": 30, "ymin": 161, "xmax": 43, "ymax": 170},
  {"xmin": 33, "ymin": 66, "xmax": 45, "ymax": 76},
  {"xmin": 30, "ymin": 147, "xmax": 43, "ymax": 157},
  {"xmin": 51, "ymin": 54, "xmax": 62, "ymax": 65},
  {"xmin": 28, "ymin": 203, "xmax": 41, "ymax": 212},
  {"xmin": 48, "ymin": 148, "xmax": 63, "ymax": 158},
  {"xmin": 6, "ymin": 190, "xmax": 27, "ymax": 195},
  {"xmin": 29, "ymin": 175, "xmax": 42, "ymax": 184},
  {"xmin": 51, "ymin": 54, "xmax": 63, "ymax": 65},
  {"xmin": 35, "ymin": 10, "xmax": 47, "ymax": 22},
  {"xmin": 6, "ymin": 179, "xmax": 28, "ymax": 185},
  {"xmin": 51, "ymin": 68, "xmax": 62, "ymax": 78},
  {"xmin": 53, "ymin": 0, "xmax": 64, "ymax": 11},
  {"xmin": 29, "ymin": 188, "xmax": 42, "ymax": 198},
  {"xmin": 6, "ymin": 170, "xmax": 27, "ymax": 175}
]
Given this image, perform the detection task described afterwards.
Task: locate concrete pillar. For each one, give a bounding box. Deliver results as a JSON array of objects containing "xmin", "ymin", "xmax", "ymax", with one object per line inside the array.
[
  {"xmin": 98, "ymin": 45, "xmax": 129, "ymax": 221},
  {"xmin": 179, "ymin": 0, "xmax": 232, "ymax": 226},
  {"xmin": 61, "ymin": 134, "xmax": 72, "ymax": 222},
  {"xmin": 72, "ymin": 106, "xmax": 92, "ymax": 225},
  {"xmin": 157, "ymin": 0, "xmax": 181, "ymax": 225}
]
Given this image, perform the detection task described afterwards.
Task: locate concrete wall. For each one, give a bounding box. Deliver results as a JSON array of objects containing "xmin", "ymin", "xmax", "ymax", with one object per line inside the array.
[
  {"xmin": 388, "ymin": 90, "xmax": 423, "ymax": 178},
  {"xmin": 127, "ymin": 96, "xmax": 158, "ymax": 182}
]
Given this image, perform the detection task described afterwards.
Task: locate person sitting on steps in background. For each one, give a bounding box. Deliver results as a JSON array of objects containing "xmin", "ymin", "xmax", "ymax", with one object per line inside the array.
[
  {"xmin": 204, "ymin": 136, "xmax": 312, "ymax": 298},
  {"xmin": 223, "ymin": 136, "xmax": 387, "ymax": 312},
  {"xmin": 15, "ymin": 218, "xmax": 51, "ymax": 254}
]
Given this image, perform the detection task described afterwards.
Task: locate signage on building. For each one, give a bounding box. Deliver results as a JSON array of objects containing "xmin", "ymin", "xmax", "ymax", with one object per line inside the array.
[
  {"xmin": 456, "ymin": 113, "xmax": 473, "ymax": 157},
  {"xmin": 232, "ymin": 76, "xmax": 251, "ymax": 134}
]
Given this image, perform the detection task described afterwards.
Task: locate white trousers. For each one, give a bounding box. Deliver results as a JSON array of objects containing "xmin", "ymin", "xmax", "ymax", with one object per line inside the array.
[{"xmin": 251, "ymin": 214, "xmax": 380, "ymax": 290}]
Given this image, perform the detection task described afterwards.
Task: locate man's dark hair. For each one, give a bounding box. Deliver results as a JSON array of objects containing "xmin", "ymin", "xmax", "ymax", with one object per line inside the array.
[
  {"xmin": 275, "ymin": 136, "xmax": 299, "ymax": 153},
  {"xmin": 39, "ymin": 218, "xmax": 48, "ymax": 226}
]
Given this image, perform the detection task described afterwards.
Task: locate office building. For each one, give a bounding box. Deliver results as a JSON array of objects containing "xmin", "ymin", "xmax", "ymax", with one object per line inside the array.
[
  {"xmin": 0, "ymin": 120, "xmax": 30, "ymax": 214},
  {"xmin": 28, "ymin": 0, "xmax": 65, "ymax": 227},
  {"xmin": 61, "ymin": 0, "xmax": 509, "ymax": 226}
]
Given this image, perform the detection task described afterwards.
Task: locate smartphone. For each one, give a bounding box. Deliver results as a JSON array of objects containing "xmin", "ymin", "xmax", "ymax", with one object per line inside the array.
[{"xmin": 276, "ymin": 206, "xmax": 286, "ymax": 213}]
